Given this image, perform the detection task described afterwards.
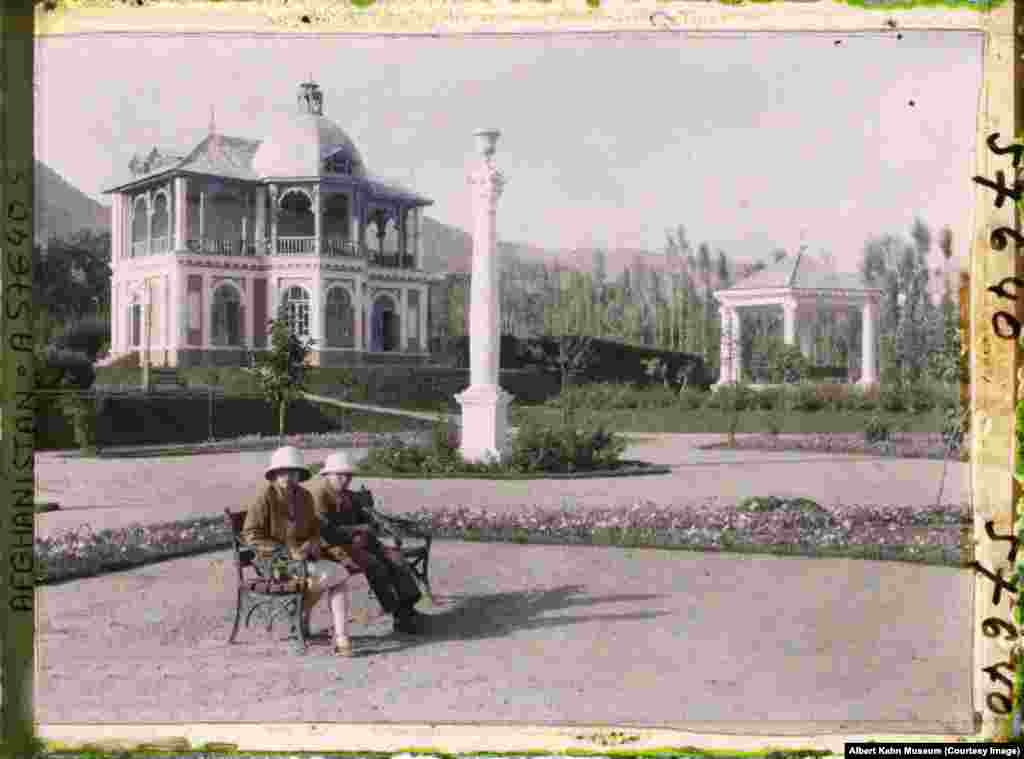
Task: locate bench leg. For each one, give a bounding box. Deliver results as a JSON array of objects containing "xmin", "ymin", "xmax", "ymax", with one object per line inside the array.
[{"xmin": 228, "ymin": 589, "xmax": 244, "ymax": 644}]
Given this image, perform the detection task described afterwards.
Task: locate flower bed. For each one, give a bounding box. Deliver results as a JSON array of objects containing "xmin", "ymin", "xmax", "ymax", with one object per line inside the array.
[
  {"xmin": 34, "ymin": 498, "xmax": 970, "ymax": 585},
  {"xmin": 698, "ymin": 432, "xmax": 966, "ymax": 461},
  {"xmin": 66, "ymin": 430, "xmax": 433, "ymax": 459}
]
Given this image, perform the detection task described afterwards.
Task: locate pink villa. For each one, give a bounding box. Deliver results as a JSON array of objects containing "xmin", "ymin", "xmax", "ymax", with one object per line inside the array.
[{"xmin": 104, "ymin": 80, "xmax": 443, "ymax": 368}]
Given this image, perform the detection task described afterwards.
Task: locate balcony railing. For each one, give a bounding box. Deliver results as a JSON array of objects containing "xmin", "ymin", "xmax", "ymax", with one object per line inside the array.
[
  {"xmin": 277, "ymin": 236, "xmax": 318, "ymax": 255},
  {"xmin": 168, "ymin": 236, "xmax": 419, "ymax": 269},
  {"xmin": 151, "ymin": 235, "xmax": 171, "ymax": 254},
  {"xmin": 131, "ymin": 241, "xmax": 148, "ymax": 257}
]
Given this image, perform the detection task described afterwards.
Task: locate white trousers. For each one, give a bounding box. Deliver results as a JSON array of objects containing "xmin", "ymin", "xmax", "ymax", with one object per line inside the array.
[{"xmin": 306, "ymin": 560, "xmax": 353, "ymax": 640}]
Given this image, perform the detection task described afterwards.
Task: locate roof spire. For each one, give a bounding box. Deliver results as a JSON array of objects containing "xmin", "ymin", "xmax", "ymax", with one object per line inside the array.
[{"xmin": 209, "ymin": 105, "xmax": 216, "ymax": 135}]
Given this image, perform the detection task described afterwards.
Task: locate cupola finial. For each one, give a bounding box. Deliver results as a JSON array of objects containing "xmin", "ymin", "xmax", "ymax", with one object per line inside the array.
[{"xmin": 297, "ymin": 79, "xmax": 323, "ymax": 116}]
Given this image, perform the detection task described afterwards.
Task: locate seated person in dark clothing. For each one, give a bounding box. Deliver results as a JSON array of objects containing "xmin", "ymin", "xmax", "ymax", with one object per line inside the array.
[{"xmin": 304, "ymin": 451, "xmax": 425, "ymax": 635}]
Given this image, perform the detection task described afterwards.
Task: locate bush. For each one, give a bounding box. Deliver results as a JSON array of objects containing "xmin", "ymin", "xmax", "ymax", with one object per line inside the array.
[
  {"xmin": 766, "ymin": 343, "xmax": 811, "ymax": 384},
  {"xmin": 751, "ymin": 386, "xmax": 784, "ymax": 411},
  {"xmin": 789, "ymin": 382, "xmax": 826, "ymax": 412},
  {"xmin": 880, "ymin": 385, "xmax": 908, "ymax": 413},
  {"xmin": 704, "ymin": 383, "xmax": 757, "ymax": 412},
  {"xmin": 851, "ymin": 385, "xmax": 880, "ymax": 412},
  {"xmin": 677, "ymin": 387, "xmax": 707, "ymax": 411},
  {"xmin": 507, "ymin": 419, "xmax": 627, "ymax": 473},
  {"xmin": 864, "ymin": 415, "xmax": 892, "ymax": 444}
]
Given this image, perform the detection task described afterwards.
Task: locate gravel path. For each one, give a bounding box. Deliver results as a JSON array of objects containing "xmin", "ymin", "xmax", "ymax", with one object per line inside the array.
[
  {"xmin": 34, "ymin": 434, "xmax": 969, "ymax": 542},
  {"xmin": 37, "ymin": 539, "xmax": 973, "ymax": 730}
]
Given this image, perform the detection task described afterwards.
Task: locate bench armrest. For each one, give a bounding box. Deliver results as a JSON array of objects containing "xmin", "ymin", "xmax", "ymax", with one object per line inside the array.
[{"xmin": 368, "ymin": 507, "xmax": 431, "ymax": 542}]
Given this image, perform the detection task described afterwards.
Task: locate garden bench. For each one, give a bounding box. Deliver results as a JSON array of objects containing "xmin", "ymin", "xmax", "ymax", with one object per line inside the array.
[{"xmin": 223, "ymin": 492, "xmax": 432, "ymax": 652}]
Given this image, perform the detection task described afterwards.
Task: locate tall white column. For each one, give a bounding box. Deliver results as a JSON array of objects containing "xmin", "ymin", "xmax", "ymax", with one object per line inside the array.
[
  {"xmin": 174, "ymin": 177, "xmax": 188, "ymax": 250},
  {"xmin": 419, "ymin": 284, "xmax": 429, "ymax": 351},
  {"xmin": 455, "ymin": 129, "xmax": 514, "ymax": 464},
  {"xmin": 783, "ymin": 299, "xmax": 797, "ymax": 346},
  {"xmin": 859, "ymin": 298, "xmax": 878, "ymax": 386}
]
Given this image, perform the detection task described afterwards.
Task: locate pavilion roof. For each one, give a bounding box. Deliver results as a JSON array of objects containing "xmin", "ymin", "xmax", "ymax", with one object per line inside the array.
[{"xmin": 727, "ymin": 248, "xmax": 877, "ymax": 291}]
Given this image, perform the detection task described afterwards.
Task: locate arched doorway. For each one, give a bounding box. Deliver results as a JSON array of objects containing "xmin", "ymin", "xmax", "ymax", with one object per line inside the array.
[{"xmin": 370, "ymin": 294, "xmax": 400, "ymax": 352}]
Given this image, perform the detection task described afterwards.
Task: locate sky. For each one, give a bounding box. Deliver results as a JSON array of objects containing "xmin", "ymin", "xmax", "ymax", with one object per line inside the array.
[{"xmin": 35, "ymin": 31, "xmax": 983, "ymax": 276}]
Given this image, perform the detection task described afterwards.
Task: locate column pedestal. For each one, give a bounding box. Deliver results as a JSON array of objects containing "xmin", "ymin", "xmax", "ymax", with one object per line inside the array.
[{"xmin": 454, "ymin": 384, "xmax": 513, "ymax": 463}]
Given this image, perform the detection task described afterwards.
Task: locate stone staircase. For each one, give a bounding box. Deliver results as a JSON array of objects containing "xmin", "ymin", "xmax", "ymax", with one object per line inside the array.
[{"xmin": 145, "ymin": 367, "xmax": 187, "ymax": 391}]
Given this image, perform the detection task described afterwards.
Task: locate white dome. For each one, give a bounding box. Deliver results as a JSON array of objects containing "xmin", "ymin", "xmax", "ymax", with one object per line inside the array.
[{"xmin": 252, "ymin": 110, "xmax": 366, "ymax": 179}]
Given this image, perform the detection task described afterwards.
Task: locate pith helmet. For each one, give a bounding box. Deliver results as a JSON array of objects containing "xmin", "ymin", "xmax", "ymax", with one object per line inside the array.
[
  {"xmin": 321, "ymin": 451, "xmax": 357, "ymax": 476},
  {"xmin": 265, "ymin": 446, "xmax": 311, "ymax": 482}
]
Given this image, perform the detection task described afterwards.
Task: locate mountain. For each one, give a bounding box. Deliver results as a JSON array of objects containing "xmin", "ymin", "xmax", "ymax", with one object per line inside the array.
[
  {"xmin": 418, "ymin": 215, "xmax": 731, "ymax": 282},
  {"xmin": 35, "ymin": 161, "xmax": 111, "ymax": 244}
]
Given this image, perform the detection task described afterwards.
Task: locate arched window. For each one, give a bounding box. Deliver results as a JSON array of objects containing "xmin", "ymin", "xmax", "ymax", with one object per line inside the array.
[
  {"xmin": 152, "ymin": 194, "xmax": 170, "ymax": 251},
  {"xmin": 131, "ymin": 197, "xmax": 148, "ymax": 256},
  {"xmin": 211, "ymin": 284, "xmax": 244, "ymax": 347},
  {"xmin": 324, "ymin": 287, "xmax": 354, "ymax": 348},
  {"xmin": 278, "ymin": 190, "xmax": 315, "ymax": 238},
  {"xmin": 281, "ymin": 285, "xmax": 311, "ymax": 337}
]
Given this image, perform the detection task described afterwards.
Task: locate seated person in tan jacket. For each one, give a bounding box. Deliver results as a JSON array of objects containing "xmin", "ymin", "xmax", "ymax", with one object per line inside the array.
[
  {"xmin": 242, "ymin": 446, "xmax": 357, "ymax": 657},
  {"xmin": 305, "ymin": 451, "xmax": 425, "ymax": 635}
]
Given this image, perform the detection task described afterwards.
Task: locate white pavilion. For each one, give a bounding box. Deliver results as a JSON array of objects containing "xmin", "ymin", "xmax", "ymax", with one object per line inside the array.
[
  {"xmin": 713, "ymin": 247, "xmax": 884, "ymax": 387},
  {"xmin": 104, "ymin": 80, "xmax": 443, "ymax": 368}
]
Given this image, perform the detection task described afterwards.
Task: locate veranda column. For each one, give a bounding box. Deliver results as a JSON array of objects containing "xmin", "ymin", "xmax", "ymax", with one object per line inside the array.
[
  {"xmin": 199, "ymin": 189, "xmax": 207, "ymax": 250},
  {"xmin": 454, "ymin": 129, "xmax": 513, "ymax": 464},
  {"xmin": 268, "ymin": 185, "xmax": 279, "ymax": 256},
  {"xmin": 254, "ymin": 186, "xmax": 267, "ymax": 253},
  {"xmin": 349, "ymin": 191, "xmax": 360, "ymax": 253},
  {"xmin": 858, "ymin": 297, "xmax": 878, "ymax": 386},
  {"xmin": 419, "ymin": 284, "xmax": 429, "ymax": 351},
  {"xmin": 415, "ymin": 209, "xmax": 423, "ymax": 270},
  {"xmin": 173, "ymin": 177, "xmax": 188, "ymax": 250},
  {"xmin": 354, "ymin": 279, "xmax": 364, "ymax": 352},
  {"xmin": 146, "ymin": 191, "xmax": 154, "ymax": 256},
  {"xmin": 313, "ymin": 186, "xmax": 322, "ymax": 254},
  {"xmin": 399, "ymin": 287, "xmax": 408, "ymax": 352}
]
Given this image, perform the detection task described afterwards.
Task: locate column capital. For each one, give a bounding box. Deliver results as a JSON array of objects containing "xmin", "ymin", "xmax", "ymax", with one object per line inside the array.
[{"xmin": 468, "ymin": 162, "xmax": 507, "ymax": 205}]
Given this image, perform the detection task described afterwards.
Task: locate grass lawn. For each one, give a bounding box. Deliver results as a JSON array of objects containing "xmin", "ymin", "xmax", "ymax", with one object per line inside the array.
[{"xmin": 509, "ymin": 405, "xmax": 947, "ymax": 435}]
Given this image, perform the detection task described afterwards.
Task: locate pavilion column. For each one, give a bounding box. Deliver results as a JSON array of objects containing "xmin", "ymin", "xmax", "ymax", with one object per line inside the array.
[
  {"xmin": 859, "ymin": 298, "xmax": 878, "ymax": 386},
  {"xmin": 254, "ymin": 186, "xmax": 267, "ymax": 253},
  {"xmin": 174, "ymin": 177, "xmax": 188, "ymax": 250},
  {"xmin": 111, "ymin": 195, "xmax": 121, "ymax": 265},
  {"xmin": 455, "ymin": 129, "xmax": 513, "ymax": 464},
  {"xmin": 313, "ymin": 185, "xmax": 322, "ymax": 255},
  {"xmin": 731, "ymin": 308, "xmax": 743, "ymax": 383},
  {"xmin": 419, "ymin": 284, "xmax": 428, "ymax": 351},
  {"xmin": 783, "ymin": 299, "xmax": 797, "ymax": 347}
]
